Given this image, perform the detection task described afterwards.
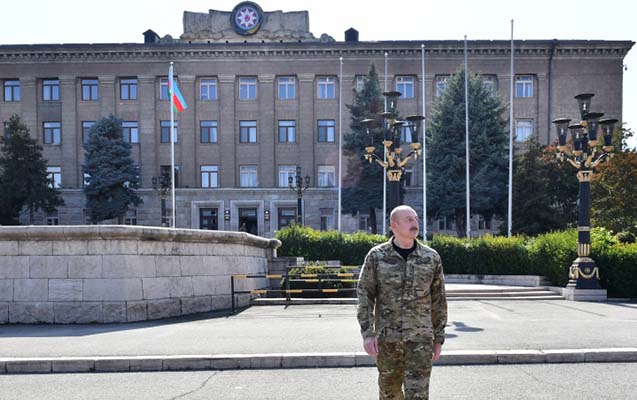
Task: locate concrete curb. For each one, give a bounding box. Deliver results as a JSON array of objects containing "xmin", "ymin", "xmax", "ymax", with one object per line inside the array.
[{"xmin": 1, "ymin": 348, "xmax": 636, "ymax": 374}]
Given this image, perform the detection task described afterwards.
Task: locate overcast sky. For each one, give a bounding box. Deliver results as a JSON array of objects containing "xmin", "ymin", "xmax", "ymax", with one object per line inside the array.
[{"xmin": 2, "ymin": 0, "xmax": 635, "ymax": 148}]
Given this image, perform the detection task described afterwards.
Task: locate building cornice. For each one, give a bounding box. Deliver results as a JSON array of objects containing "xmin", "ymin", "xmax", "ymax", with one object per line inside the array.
[{"xmin": 0, "ymin": 40, "xmax": 632, "ymax": 63}]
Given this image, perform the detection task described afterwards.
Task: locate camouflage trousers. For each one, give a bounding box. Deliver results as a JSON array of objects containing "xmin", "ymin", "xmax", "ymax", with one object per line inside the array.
[{"xmin": 376, "ymin": 340, "xmax": 433, "ymax": 400}]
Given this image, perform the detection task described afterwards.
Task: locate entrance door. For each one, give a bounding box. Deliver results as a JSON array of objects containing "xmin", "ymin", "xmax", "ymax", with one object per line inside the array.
[
  {"xmin": 238, "ymin": 207, "xmax": 258, "ymax": 235},
  {"xmin": 199, "ymin": 208, "xmax": 218, "ymax": 230}
]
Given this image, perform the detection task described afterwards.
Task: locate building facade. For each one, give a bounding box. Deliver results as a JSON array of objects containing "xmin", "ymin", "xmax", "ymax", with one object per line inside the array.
[{"xmin": 0, "ymin": 2, "xmax": 633, "ymax": 236}]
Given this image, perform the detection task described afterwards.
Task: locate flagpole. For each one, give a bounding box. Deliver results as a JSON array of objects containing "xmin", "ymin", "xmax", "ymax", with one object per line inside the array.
[
  {"xmin": 421, "ymin": 43, "xmax": 427, "ymax": 241},
  {"xmin": 169, "ymin": 62, "xmax": 176, "ymax": 229},
  {"xmin": 338, "ymin": 56, "xmax": 343, "ymax": 232},
  {"xmin": 383, "ymin": 51, "xmax": 388, "ymax": 235},
  {"xmin": 508, "ymin": 20, "xmax": 515, "ymax": 237},
  {"xmin": 464, "ymin": 35, "xmax": 470, "ymax": 239}
]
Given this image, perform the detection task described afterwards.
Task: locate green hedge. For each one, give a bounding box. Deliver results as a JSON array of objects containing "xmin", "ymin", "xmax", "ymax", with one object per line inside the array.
[{"xmin": 275, "ymin": 226, "xmax": 637, "ymax": 298}]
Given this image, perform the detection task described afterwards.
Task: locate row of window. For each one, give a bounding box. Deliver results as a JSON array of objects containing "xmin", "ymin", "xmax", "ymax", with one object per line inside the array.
[{"xmin": 1, "ymin": 74, "xmax": 536, "ymax": 103}]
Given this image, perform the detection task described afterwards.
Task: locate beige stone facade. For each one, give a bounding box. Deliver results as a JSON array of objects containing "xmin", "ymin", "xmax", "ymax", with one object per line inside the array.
[{"xmin": 0, "ymin": 5, "xmax": 632, "ymax": 236}]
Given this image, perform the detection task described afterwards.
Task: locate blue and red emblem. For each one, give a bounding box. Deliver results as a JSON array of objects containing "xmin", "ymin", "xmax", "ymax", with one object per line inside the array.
[{"xmin": 231, "ymin": 2, "xmax": 263, "ymax": 36}]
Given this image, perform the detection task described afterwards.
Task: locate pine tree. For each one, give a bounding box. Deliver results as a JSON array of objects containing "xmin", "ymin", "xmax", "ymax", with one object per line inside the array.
[
  {"xmin": 83, "ymin": 115, "xmax": 142, "ymax": 224},
  {"xmin": 427, "ymin": 68, "xmax": 509, "ymax": 237},
  {"xmin": 0, "ymin": 114, "xmax": 64, "ymax": 225},
  {"xmin": 342, "ymin": 64, "xmax": 385, "ymax": 233}
]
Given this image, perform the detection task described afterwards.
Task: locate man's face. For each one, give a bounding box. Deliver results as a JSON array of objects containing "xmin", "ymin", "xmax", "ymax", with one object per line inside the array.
[{"xmin": 390, "ymin": 209, "xmax": 419, "ymax": 241}]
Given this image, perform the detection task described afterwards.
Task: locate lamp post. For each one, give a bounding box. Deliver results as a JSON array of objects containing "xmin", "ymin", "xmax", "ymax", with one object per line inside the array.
[
  {"xmin": 552, "ymin": 93, "xmax": 617, "ymax": 290},
  {"xmin": 361, "ymin": 91, "xmax": 425, "ymax": 214},
  {"xmin": 288, "ymin": 166, "xmax": 310, "ymax": 225},
  {"xmin": 151, "ymin": 174, "xmax": 171, "ymax": 227}
]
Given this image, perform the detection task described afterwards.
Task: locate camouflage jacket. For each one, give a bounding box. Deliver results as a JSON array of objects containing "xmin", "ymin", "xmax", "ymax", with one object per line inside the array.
[{"xmin": 357, "ymin": 239, "xmax": 447, "ymax": 344}]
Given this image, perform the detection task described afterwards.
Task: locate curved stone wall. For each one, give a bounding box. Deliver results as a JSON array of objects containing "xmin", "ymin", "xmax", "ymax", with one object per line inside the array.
[{"xmin": 0, "ymin": 226, "xmax": 280, "ymax": 324}]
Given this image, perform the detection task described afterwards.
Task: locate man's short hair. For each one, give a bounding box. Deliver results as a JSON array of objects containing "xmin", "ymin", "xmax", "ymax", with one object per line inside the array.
[{"xmin": 390, "ymin": 205, "xmax": 417, "ymax": 223}]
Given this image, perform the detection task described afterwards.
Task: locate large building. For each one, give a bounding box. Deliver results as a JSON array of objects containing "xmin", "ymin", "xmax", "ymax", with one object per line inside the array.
[{"xmin": 0, "ymin": 2, "xmax": 633, "ymax": 236}]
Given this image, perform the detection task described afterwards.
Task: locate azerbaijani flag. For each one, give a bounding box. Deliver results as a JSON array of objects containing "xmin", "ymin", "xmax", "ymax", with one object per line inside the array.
[{"xmin": 168, "ymin": 66, "xmax": 188, "ymax": 113}]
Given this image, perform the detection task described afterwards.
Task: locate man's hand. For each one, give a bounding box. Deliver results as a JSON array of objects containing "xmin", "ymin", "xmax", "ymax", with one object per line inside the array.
[
  {"xmin": 432, "ymin": 343, "xmax": 442, "ymax": 361},
  {"xmin": 363, "ymin": 337, "xmax": 378, "ymax": 357}
]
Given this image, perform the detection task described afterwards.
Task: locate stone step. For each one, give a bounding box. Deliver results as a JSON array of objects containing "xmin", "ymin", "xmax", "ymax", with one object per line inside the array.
[
  {"xmin": 446, "ymin": 287, "xmax": 553, "ymax": 294},
  {"xmin": 448, "ymin": 295, "xmax": 564, "ymax": 301},
  {"xmin": 447, "ymin": 291, "xmax": 559, "ymax": 298}
]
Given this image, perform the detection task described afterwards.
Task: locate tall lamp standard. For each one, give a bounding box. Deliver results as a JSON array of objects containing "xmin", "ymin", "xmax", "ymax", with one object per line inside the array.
[
  {"xmin": 151, "ymin": 174, "xmax": 171, "ymax": 227},
  {"xmin": 552, "ymin": 93, "xmax": 617, "ymax": 291},
  {"xmin": 361, "ymin": 91, "xmax": 425, "ymax": 214},
  {"xmin": 288, "ymin": 166, "xmax": 310, "ymax": 225}
]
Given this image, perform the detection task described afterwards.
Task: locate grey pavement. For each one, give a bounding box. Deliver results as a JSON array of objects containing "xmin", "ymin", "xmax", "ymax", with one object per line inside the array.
[{"xmin": 1, "ymin": 295, "xmax": 637, "ymax": 373}]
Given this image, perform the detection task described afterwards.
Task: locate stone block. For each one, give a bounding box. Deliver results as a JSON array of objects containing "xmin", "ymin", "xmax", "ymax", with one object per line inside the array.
[
  {"xmin": 9, "ymin": 302, "xmax": 55, "ymax": 323},
  {"xmin": 0, "ymin": 280, "xmax": 13, "ymax": 301},
  {"xmin": 102, "ymin": 255, "xmax": 156, "ymax": 278},
  {"xmin": 54, "ymin": 302, "xmax": 102, "ymax": 323},
  {"xmin": 19, "ymin": 241, "xmax": 53, "ymax": 256},
  {"xmin": 95, "ymin": 359, "xmax": 130, "ymax": 372},
  {"xmin": 211, "ymin": 295, "xmax": 231, "ymax": 311},
  {"xmin": 0, "ymin": 302, "xmax": 8, "ymax": 323},
  {"xmin": 163, "ymin": 357, "xmax": 211, "ymax": 371},
  {"xmin": 0, "ymin": 256, "xmax": 29, "ymax": 278},
  {"xmin": 49, "ymin": 279, "xmax": 83, "ymax": 301},
  {"xmin": 144, "ymin": 276, "xmax": 194, "ymax": 300},
  {"xmin": 68, "ymin": 256, "xmax": 102, "ymax": 278},
  {"xmin": 155, "ymin": 256, "xmax": 181, "ymax": 277},
  {"xmin": 0, "ymin": 360, "xmax": 5, "ymax": 373},
  {"xmin": 0, "ymin": 241, "xmax": 19, "ymax": 256},
  {"xmin": 180, "ymin": 256, "xmax": 207, "ymax": 276},
  {"xmin": 138, "ymin": 241, "xmax": 178, "ymax": 256},
  {"xmin": 6, "ymin": 360, "xmax": 52, "ymax": 373},
  {"xmin": 29, "ymin": 256, "xmax": 68, "ymax": 278},
  {"xmin": 497, "ymin": 350, "xmax": 545, "ymax": 364},
  {"xmin": 14, "ymin": 279, "xmax": 48, "ymax": 301},
  {"xmin": 126, "ymin": 300, "xmax": 147, "ymax": 321},
  {"xmin": 181, "ymin": 296, "xmax": 212, "ymax": 315},
  {"xmin": 88, "ymin": 240, "xmax": 138, "ymax": 255},
  {"xmin": 543, "ymin": 349, "xmax": 586, "ymax": 363},
  {"xmin": 103, "ymin": 302, "xmax": 127, "ymax": 323},
  {"xmin": 83, "ymin": 278, "xmax": 143, "ymax": 301},
  {"xmin": 192, "ymin": 276, "xmax": 217, "ymax": 296},
  {"xmin": 53, "ymin": 240, "xmax": 88, "ymax": 256},
  {"xmin": 129, "ymin": 358, "xmax": 163, "ymax": 371},
  {"xmin": 52, "ymin": 359, "xmax": 95, "ymax": 373},
  {"xmin": 147, "ymin": 298, "xmax": 181, "ymax": 320}
]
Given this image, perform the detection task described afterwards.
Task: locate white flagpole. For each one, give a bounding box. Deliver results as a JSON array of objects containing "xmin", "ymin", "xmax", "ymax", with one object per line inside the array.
[
  {"xmin": 508, "ymin": 20, "xmax": 515, "ymax": 237},
  {"xmin": 421, "ymin": 44, "xmax": 427, "ymax": 241},
  {"xmin": 169, "ymin": 62, "xmax": 176, "ymax": 229},
  {"xmin": 338, "ymin": 56, "xmax": 343, "ymax": 232},
  {"xmin": 464, "ymin": 36, "xmax": 470, "ymax": 239},
  {"xmin": 383, "ymin": 52, "xmax": 388, "ymax": 235}
]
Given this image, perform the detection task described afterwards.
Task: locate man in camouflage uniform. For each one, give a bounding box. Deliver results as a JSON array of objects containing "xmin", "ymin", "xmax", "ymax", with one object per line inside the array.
[{"xmin": 357, "ymin": 205, "xmax": 447, "ymax": 400}]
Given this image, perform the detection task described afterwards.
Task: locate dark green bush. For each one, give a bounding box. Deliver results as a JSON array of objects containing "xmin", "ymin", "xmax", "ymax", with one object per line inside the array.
[
  {"xmin": 616, "ymin": 231, "xmax": 636, "ymax": 244},
  {"xmin": 527, "ymin": 230, "xmax": 577, "ymax": 287},
  {"xmin": 595, "ymin": 243, "xmax": 637, "ymax": 298}
]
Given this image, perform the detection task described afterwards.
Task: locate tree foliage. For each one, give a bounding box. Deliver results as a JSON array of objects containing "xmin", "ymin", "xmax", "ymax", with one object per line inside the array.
[
  {"xmin": 0, "ymin": 114, "xmax": 64, "ymax": 224},
  {"xmin": 342, "ymin": 64, "xmax": 385, "ymax": 233},
  {"xmin": 83, "ymin": 115, "xmax": 142, "ymax": 224},
  {"xmin": 427, "ymin": 68, "xmax": 509, "ymax": 237}
]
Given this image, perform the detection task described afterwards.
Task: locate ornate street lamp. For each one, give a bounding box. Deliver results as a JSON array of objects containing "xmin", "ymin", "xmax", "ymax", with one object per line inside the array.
[
  {"xmin": 361, "ymin": 91, "xmax": 425, "ymax": 213},
  {"xmin": 288, "ymin": 166, "xmax": 310, "ymax": 225},
  {"xmin": 151, "ymin": 174, "xmax": 171, "ymax": 227},
  {"xmin": 552, "ymin": 93, "xmax": 618, "ymax": 290}
]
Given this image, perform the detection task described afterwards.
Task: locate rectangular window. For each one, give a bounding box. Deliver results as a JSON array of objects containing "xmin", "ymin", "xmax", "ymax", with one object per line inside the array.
[
  {"xmin": 278, "ymin": 76, "xmax": 295, "ymax": 100},
  {"xmin": 402, "ymin": 167, "xmax": 413, "ymax": 187},
  {"xmin": 122, "ymin": 121, "xmax": 139, "ymax": 143},
  {"xmin": 318, "ymin": 165, "xmax": 336, "ymax": 187},
  {"xmin": 82, "ymin": 121, "xmax": 95, "ymax": 144},
  {"xmin": 43, "ymin": 122, "xmax": 61, "ymax": 145},
  {"xmin": 46, "ymin": 210, "xmax": 59, "ymax": 226},
  {"xmin": 435, "ymin": 76, "xmax": 449, "ymax": 97},
  {"xmin": 320, "ymin": 208, "xmax": 334, "ymax": 231},
  {"xmin": 482, "ymin": 75, "xmax": 496, "ymax": 96},
  {"xmin": 355, "ymin": 76, "xmax": 365, "ymax": 92},
  {"xmin": 43, "ymin": 79, "xmax": 60, "ymax": 101},
  {"xmin": 317, "ymin": 120, "xmax": 335, "ymax": 142},
  {"xmin": 200, "ymin": 120, "xmax": 218, "ymax": 143},
  {"xmin": 160, "ymin": 120, "xmax": 178, "ymax": 143},
  {"xmin": 81, "ymin": 79, "xmax": 99, "ymax": 101},
  {"xmin": 120, "ymin": 78, "xmax": 138, "ymax": 100},
  {"xmin": 239, "ymin": 77, "xmax": 257, "ymax": 100},
  {"xmin": 200, "ymin": 165, "xmax": 219, "ymax": 188},
  {"xmin": 124, "ymin": 210, "xmax": 137, "ymax": 225},
  {"xmin": 515, "ymin": 75, "xmax": 534, "ymax": 98},
  {"xmin": 278, "ymin": 120, "xmax": 296, "ymax": 143},
  {"xmin": 160, "ymin": 78, "xmax": 169, "ymax": 100},
  {"xmin": 240, "ymin": 165, "xmax": 258, "ymax": 187},
  {"xmin": 278, "ymin": 207, "xmax": 297, "ymax": 230},
  {"xmin": 47, "ymin": 166, "xmax": 62, "ymax": 188},
  {"xmin": 239, "ymin": 120, "xmax": 257, "ymax": 143},
  {"xmin": 396, "ymin": 76, "xmax": 415, "ymax": 98},
  {"xmin": 317, "ymin": 76, "xmax": 336, "ymax": 99},
  {"xmin": 160, "ymin": 165, "xmax": 180, "ymax": 188},
  {"xmin": 478, "ymin": 215, "xmax": 492, "ymax": 230},
  {"xmin": 515, "ymin": 119, "xmax": 533, "ymax": 142},
  {"xmin": 401, "ymin": 125, "xmax": 413, "ymax": 143},
  {"xmin": 278, "ymin": 165, "xmax": 297, "ymax": 188},
  {"xmin": 4, "ymin": 80, "xmax": 20, "ymax": 102},
  {"xmin": 200, "ymin": 78, "xmax": 218, "ymax": 100},
  {"xmin": 359, "ymin": 215, "xmax": 370, "ymax": 232}
]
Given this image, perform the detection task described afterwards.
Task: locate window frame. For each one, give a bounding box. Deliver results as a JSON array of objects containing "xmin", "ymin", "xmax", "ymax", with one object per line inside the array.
[
  {"xmin": 278, "ymin": 120, "xmax": 296, "ymax": 143},
  {"xmin": 200, "ymin": 165, "xmax": 219, "ymax": 188},
  {"xmin": 47, "ymin": 166, "xmax": 62, "ymax": 188},
  {"xmin": 278, "ymin": 165, "xmax": 297, "ymax": 188},
  {"xmin": 515, "ymin": 119, "xmax": 533, "ymax": 142},
  {"xmin": 318, "ymin": 165, "xmax": 336, "ymax": 188},
  {"xmin": 317, "ymin": 76, "xmax": 336, "ymax": 99},
  {"xmin": 239, "ymin": 77, "xmax": 257, "ymax": 100},
  {"xmin": 120, "ymin": 78, "xmax": 138, "ymax": 100},
  {"xmin": 200, "ymin": 120, "xmax": 218, "ymax": 143},
  {"xmin": 81, "ymin": 78, "xmax": 99, "ymax": 101},
  {"xmin": 396, "ymin": 76, "xmax": 415, "ymax": 99},
  {"xmin": 3, "ymin": 79, "xmax": 20, "ymax": 102},
  {"xmin": 43, "ymin": 79, "xmax": 60, "ymax": 101},
  {"xmin": 435, "ymin": 75, "xmax": 449, "ymax": 97},
  {"xmin": 317, "ymin": 119, "xmax": 335, "ymax": 143},
  {"xmin": 200, "ymin": 78, "xmax": 218, "ymax": 101},
  {"xmin": 239, "ymin": 120, "xmax": 257, "ymax": 143},
  {"xmin": 43, "ymin": 121, "xmax": 61, "ymax": 145},
  {"xmin": 160, "ymin": 120, "xmax": 178, "ymax": 143},
  {"xmin": 239, "ymin": 165, "xmax": 258, "ymax": 188},
  {"xmin": 277, "ymin": 76, "xmax": 296, "ymax": 100},
  {"xmin": 515, "ymin": 75, "xmax": 534, "ymax": 98},
  {"xmin": 122, "ymin": 121, "xmax": 139, "ymax": 143}
]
